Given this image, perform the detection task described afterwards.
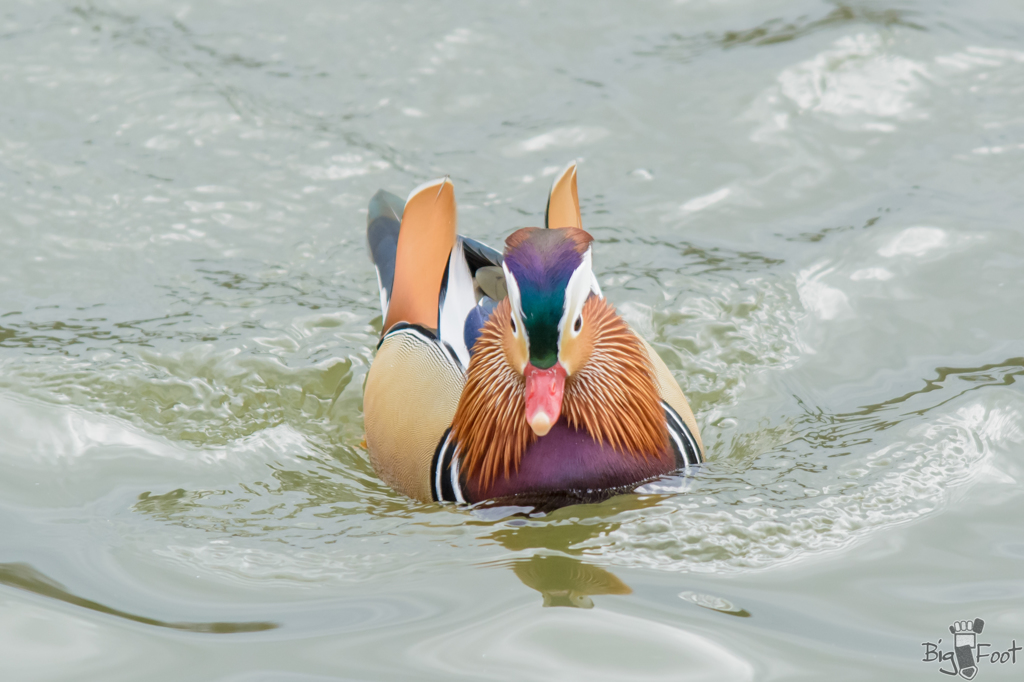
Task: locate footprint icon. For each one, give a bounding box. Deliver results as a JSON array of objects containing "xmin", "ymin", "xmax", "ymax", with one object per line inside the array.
[{"xmin": 949, "ymin": 619, "xmax": 985, "ymax": 680}]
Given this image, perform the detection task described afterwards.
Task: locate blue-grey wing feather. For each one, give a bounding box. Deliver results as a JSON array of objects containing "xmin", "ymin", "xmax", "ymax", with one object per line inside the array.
[
  {"xmin": 366, "ymin": 189, "xmax": 405, "ymax": 315},
  {"xmin": 364, "ymin": 189, "xmax": 506, "ymax": 334},
  {"xmin": 462, "ymin": 236, "xmax": 503, "ymax": 270}
]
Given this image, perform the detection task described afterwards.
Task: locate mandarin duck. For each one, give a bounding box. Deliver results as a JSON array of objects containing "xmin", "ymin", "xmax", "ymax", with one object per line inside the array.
[{"xmin": 363, "ymin": 163, "xmax": 703, "ymax": 505}]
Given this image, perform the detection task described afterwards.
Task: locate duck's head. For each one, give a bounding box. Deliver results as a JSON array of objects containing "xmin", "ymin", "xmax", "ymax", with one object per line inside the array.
[{"xmin": 501, "ymin": 226, "xmax": 603, "ymax": 437}]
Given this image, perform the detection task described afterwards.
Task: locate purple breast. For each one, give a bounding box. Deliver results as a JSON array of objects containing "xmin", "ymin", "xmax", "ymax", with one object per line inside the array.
[{"xmin": 465, "ymin": 419, "xmax": 675, "ymax": 502}]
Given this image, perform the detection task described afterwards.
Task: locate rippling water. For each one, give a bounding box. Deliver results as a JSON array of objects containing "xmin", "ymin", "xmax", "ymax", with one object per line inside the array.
[{"xmin": 2, "ymin": 1, "xmax": 1024, "ymax": 680}]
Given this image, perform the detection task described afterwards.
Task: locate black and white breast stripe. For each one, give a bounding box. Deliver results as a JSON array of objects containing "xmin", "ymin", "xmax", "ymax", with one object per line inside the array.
[
  {"xmin": 663, "ymin": 401, "xmax": 702, "ymax": 468},
  {"xmin": 431, "ymin": 428, "xmax": 466, "ymax": 503},
  {"xmin": 379, "ymin": 322, "xmax": 465, "ymax": 374}
]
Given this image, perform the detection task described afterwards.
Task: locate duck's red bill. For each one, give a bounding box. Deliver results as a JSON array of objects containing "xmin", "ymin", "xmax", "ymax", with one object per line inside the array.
[{"xmin": 523, "ymin": 363, "xmax": 567, "ymax": 437}]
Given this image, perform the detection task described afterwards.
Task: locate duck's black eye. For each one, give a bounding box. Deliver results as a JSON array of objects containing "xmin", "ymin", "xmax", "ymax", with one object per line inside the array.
[
  {"xmin": 510, "ymin": 315, "xmax": 517, "ymax": 334},
  {"xmin": 574, "ymin": 315, "xmax": 582, "ymax": 333}
]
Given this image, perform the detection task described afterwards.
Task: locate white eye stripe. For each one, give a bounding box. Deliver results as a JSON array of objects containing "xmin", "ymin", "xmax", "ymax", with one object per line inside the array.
[
  {"xmin": 502, "ymin": 264, "xmax": 529, "ymax": 351},
  {"xmin": 558, "ymin": 247, "xmax": 594, "ymax": 344},
  {"xmin": 502, "ymin": 263, "xmax": 522, "ymax": 317}
]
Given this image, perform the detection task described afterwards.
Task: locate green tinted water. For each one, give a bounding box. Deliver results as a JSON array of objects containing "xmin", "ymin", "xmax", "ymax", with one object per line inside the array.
[{"xmin": 2, "ymin": 1, "xmax": 1023, "ymax": 680}]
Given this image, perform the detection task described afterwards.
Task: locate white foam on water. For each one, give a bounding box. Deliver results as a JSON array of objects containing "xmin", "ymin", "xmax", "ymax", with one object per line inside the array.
[
  {"xmin": 574, "ymin": 396, "xmax": 1022, "ymax": 573},
  {"xmin": 0, "ymin": 391, "xmax": 315, "ymax": 506},
  {"xmin": 505, "ymin": 126, "xmax": 609, "ymax": 156},
  {"xmin": 934, "ymin": 46, "xmax": 1024, "ymax": 73},
  {"xmin": 747, "ymin": 32, "xmax": 930, "ymax": 147},
  {"xmin": 297, "ymin": 158, "xmax": 389, "ymax": 181},
  {"xmin": 680, "ymin": 187, "xmax": 731, "ymax": 213},
  {"xmin": 797, "ymin": 262, "xmax": 852, "ymax": 321},
  {"xmin": 778, "ymin": 34, "xmax": 929, "ymax": 122},
  {"xmin": 878, "ymin": 226, "xmax": 948, "ymax": 258},
  {"xmin": 849, "ymin": 267, "xmax": 894, "ymax": 282}
]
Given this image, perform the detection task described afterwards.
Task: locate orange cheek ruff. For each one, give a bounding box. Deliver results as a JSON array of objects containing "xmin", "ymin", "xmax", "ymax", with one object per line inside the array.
[{"xmin": 523, "ymin": 363, "xmax": 567, "ymax": 437}]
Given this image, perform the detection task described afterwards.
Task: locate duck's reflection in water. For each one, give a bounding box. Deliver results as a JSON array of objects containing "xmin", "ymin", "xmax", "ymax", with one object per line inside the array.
[
  {"xmin": 511, "ymin": 555, "xmax": 631, "ymax": 609},
  {"xmin": 476, "ymin": 494, "xmax": 663, "ymax": 608}
]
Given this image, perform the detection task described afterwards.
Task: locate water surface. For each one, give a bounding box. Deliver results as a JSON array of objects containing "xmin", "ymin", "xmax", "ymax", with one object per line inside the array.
[{"xmin": 2, "ymin": 1, "xmax": 1024, "ymax": 680}]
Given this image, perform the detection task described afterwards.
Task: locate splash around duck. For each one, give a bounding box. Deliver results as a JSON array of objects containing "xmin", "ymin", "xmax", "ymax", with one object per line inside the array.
[{"xmin": 363, "ymin": 163, "xmax": 703, "ymax": 506}]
